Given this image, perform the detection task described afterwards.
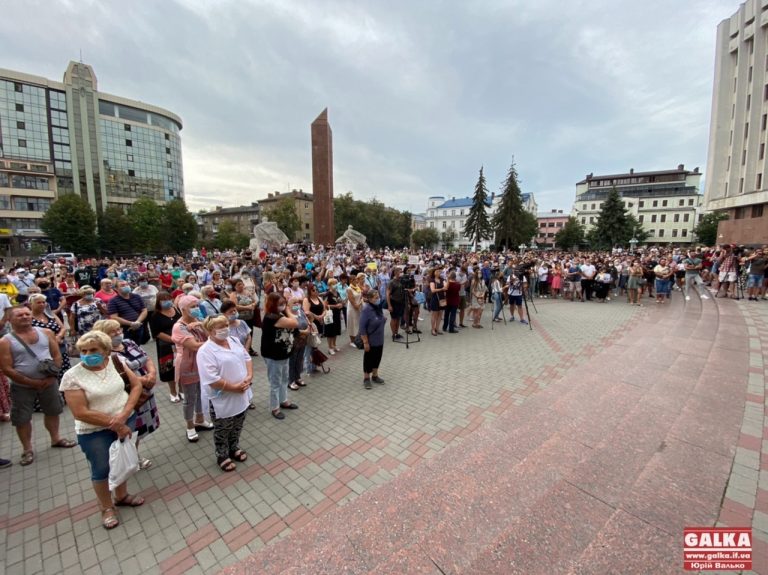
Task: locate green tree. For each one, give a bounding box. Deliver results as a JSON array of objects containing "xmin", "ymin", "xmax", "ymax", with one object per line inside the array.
[
  {"xmin": 411, "ymin": 227, "xmax": 440, "ymax": 249},
  {"xmin": 162, "ymin": 199, "xmax": 198, "ymax": 253},
  {"xmin": 214, "ymin": 221, "xmax": 238, "ymax": 249},
  {"xmin": 693, "ymin": 212, "xmax": 728, "ymax": 246},
  {"xmin": 554, "ymin": 217, "xmax": 585, "ymax": 249},
  {"xmin": 491, "ymin": 160, "xmax": 538, "ymax": 249},
  {"xmin": 127, "ymin": 197, "xmax": 164, "ymax": 253},
  {"xmin": 463, "ymin": 166, "xmax": 493, "ymax": 250},
  {"xmin": 333, "ymin": 192, "xmax": 414, "ymax": 248},
  {"xmin": 441, "ymin": 229, "xmax": 457, "ymax": 250},
  {"xmin": 41, "ymin": 194, "xmax": 97, "ymax": 254},
  {"xmin": 98, "ymin": 206, "xmax": 134, "ymax": 254},
  {"xmin": 265, "ymin": 198, "xmax": 301, "ymax": 241},
  {"xmin": 625, "ymin": 213, "xmax": 649, "ymax": 244},
  {"xmin": 588, "ymin": 187, "xmax": 633, "ymax": 249}
]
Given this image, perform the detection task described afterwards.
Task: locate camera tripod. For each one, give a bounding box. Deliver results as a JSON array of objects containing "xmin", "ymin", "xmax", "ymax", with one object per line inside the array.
[{"xmin": 392, "ymin": 303, "xmax": 421, "ymax": 349}]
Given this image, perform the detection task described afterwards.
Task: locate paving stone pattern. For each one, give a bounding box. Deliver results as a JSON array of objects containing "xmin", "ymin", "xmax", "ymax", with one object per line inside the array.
[{"xmin": 0, "ymin": 300, "xmax": 638, "ymax": 575}]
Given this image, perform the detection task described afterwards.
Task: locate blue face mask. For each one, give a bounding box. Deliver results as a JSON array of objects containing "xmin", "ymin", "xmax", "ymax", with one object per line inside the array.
[
  {"xmin": 80, "ymin": 353, "xmax": 104, "ymax": 367},
  {"xmin": 189, "ymin": 307, "xmax": 203, "ymax": 320},
  {"xmin": 161, "ymin": 300, "xmax": 173, "ymax": 310},
  {"xmin": 120, "ymin": 286, "xmax": 131, "ymax": 295},
  {"xmin": 228, "ymin": 311, "xmax": 239, "ymax": 320}
]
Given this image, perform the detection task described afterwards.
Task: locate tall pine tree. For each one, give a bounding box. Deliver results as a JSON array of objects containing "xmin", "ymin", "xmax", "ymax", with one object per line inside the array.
[
  {"xmin": 589, "ymin": 186, "xmax": 631, "ymax": 249},
  {"xmin": 492, "ymin": 159, "xmax": 538, "ymax": 249},
  {"xmin": 463, "ymin": 166, "xmax": 493, "ymax": 250}
]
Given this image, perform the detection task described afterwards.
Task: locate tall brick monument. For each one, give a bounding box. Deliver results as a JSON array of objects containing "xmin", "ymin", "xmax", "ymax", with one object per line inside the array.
[{"xmin": 311, "ymin": 108, "xmax": 335, "ymax": 246}]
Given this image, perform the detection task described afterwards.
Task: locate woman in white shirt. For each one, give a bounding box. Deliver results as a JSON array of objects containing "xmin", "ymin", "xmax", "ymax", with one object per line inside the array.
[
  {"xmin": 196, "ymin": 315, "xmax": 253, "ymax": 472},
  {"xmin": 59, "ymin": 331, "xmax": 145, "ymax": 530}
]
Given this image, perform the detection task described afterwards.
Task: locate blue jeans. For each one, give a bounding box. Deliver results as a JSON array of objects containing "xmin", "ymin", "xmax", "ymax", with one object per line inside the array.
[
  {"xmin": 77, "ymin": 414, "xmax": 136, "ymax": 482},
  {"xmin": 492, "ymin": 292, "xmax": 503, "ymax": 320},
  {"xmin": 264, "ymin": 358, "xmax": 288, "ymax": 410}
]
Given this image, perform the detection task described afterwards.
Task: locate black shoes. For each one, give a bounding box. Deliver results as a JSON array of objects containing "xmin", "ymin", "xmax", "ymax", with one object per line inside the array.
[
  {"xmin": 364, "ymin": 378, "xmax": 372, "ymax": 390},
  {"xmin": 372, "ymin": 376, "xmax": 385, "ymax": 384}
]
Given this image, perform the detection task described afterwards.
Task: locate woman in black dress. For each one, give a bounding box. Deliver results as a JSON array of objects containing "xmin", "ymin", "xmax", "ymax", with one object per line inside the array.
[
  {"xmin": 303, "ymin": 283, "xmax": 327, "ymax": 337},
  {"xmin": 325, "ymin": 278, "xmax": 343, "ymax": 355},
  {"xmin": 149, "ymin": 291, "xmax": 181, "ymax": 402}
]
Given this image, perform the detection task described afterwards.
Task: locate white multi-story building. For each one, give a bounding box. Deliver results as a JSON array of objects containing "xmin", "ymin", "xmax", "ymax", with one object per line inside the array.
[
  {"xmin": 704, "ymin": 0, "xmax": 768, "ymax": 245},
  {"xmin": 572, "ymin": 166, "xmax": 703, "ymax": 245},
  {"xmin": 424, "ymin": 192, "xmax": 537, "ymax": 249}
]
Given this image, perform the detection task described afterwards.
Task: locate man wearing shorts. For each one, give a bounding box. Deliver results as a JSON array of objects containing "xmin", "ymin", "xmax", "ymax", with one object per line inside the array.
[
  {"xmin": 0, "ymin": 306, "xmax": 74, "ymax": 466},
  {"xmin": 506, "ymin": 273, "xmax": 528, "ymax": 325},
  {"xmin": 716, "ymin": 245, "xmax": 738, "ymax": 298},
  {"xmin": 746, "ymin": 248, "xmax": 766, "ymax": 301}
]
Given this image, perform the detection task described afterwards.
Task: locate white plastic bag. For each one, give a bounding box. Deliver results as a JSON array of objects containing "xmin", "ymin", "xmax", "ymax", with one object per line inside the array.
[
  {"xmin": 108, "ymin": 432, "xmax": 139, "ymax": 491},
  {"xmin": 323, "ymin": 310, "xmax": 333, "ymax": 325}
]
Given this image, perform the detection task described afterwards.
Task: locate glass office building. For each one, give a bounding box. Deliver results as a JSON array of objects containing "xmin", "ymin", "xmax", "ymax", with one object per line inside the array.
[{"xmin": 0, "ymin": 61, "xmax": 183, "ymax": 255}]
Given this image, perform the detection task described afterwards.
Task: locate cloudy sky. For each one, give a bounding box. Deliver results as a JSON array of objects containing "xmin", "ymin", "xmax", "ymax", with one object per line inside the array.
[{"xmin": 3, "ymin": 0, "xmax": 738, "ymax": 214}]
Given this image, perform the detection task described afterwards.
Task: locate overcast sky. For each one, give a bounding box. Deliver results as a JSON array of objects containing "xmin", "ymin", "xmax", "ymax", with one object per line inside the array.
[{"xmin": 3, "ymin": 0, "xmax": 738, "ymax": 214}]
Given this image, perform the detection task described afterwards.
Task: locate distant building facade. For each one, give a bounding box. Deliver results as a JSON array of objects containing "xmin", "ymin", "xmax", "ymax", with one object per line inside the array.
[
  {"xmin": 198, "ymin": 203, "xmax": 261, "ymax": 241},
  {"xmin": 572, "ymin": 166, "xmax": 703, "ymax": 245},
  {"xmin": 536, "ymin": 210, "xmax": 569, "ymax": 247},
  {"xmin": 258, "ymin": 189, "xmax": 314, "ymax": 242},
  {"xmin": 411, "ymin": 213, "xmax": 426, "ymax": 231},
  {"xmin": 0, "ymin": 61, "xmax": 183, "ymax": 255},
  {"xmin": 704, "ymin": 0, "xmax": 768, "ymax": 245}
]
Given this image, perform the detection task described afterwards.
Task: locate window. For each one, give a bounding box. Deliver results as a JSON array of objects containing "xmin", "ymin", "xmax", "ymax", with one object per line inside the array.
[
  {"xmin": 166, "ymin": 147, "xmax": 171, "ymax": 154},
  {"xmin": 581, "ymin": 217, "xmax": 586, "ymax": 224},
  {"xmin": 639, "ymin": 201, "xmax": 644, "ymax": 208},
  {"xmin": 547, "ymin": 222, "xmax": 555, "ymax": 227},
  {"xmin": 651, "ymin": 215, "xmax": 657, "ymax": 223},
  {"xmin": 652, "ymin": 200, "xmax": 658, "ymax": 207},
  {"xmin": 304, "ymin": 202, "xmax": 309, "ymax": 208},
  {"xmin": 126, "ymin": 154, "xmax": 133, "ymax": 162},
  {"xmin": 745, "ymin": 123, "xmax": 750, "ymax": 139},
  {"xmin": 762, "ymin": 144, "xmax": 766, "ymax": 160},
  {"xmin": 658, "ymin": 229, "xmax": 665, "ymax": 237},
  {"xmin": 749, "ymin": 66, "xmax": 754, "ymax": 82},
  {"xmin": 759, "ymin": 173, "xmax": 764, "ymax": 189},
  {"xmin": 126, "ymin": 139, "xmax": 132, "ymax": 147},
  {"xmin": 538, "ymin": 232, "xmax": 546, "ymax": 239},
  {"xmin": 124, "ymin": 124, "xmax": 131, "ymax": 131},
  {"xmin": 682, "ymin": 229, "xmax": 688, "ymax": 237},
  {"xmin": 460, "ymin": 209, "xmax": 464, "ymax": 216},
  {"xmin": 678, "ymin": 199, "xmax": 684, "ymax": 207},
  {"xmin": 305, "ymin": 223, "xmax": 310, "ymax": 229},
  {"xmin": 556, "ymin": 222, "xmax": 564, "ymax": 228},
  {"xmin": 683, "ymin": 214, "xmax": 690, "ymax": 222},
  {"xmin": 660, "ymin": 214, "xmax": 666, "ymax": 223},
  {"xmin": 589, "ymin": 216, "xmax": 594, "ymax": 224},
  {"xmin": 16, "ymin": 121, "xmax": 25, "ymax": 130},
  {"xmin": 753, "ymin": 204, "xmax": 764, "ymax": 218},
  {"xmin": 740, "ymin": 178, "xmax": 745, "ymax": 193},
  {"xmin": 674, "ymin": 214, "xmax": 680, "ymax": 222},
  {"xmin": 442, "ymin": 221, "xmax": 446, "ymax": 229},
  {"xmin": 167, "ymin": 161, "xmax": 172, "ymax": 168},
  {"xmin": 688, "ymin": 199, "xmax": 694, "ymax": 206},
  {"xmin": 743, "ymin": 149, "xmax": 747, "ymax": 165},
  {"xmin": 442, "ymin": 210, "xmax": 446, "ymax": 216},
  {"xmin": 15, "ymin": 103, "xmax": 23, "ymax": 112},
  {"xmin": 639, "ymin": 215, "xmax": 644, "ymax": 223},
  {"xmin": 429, "ymin": 222, "xmax": 434, "ymax": 228},
  {"xmin": 165, "ymin": 133, "xmax": 170, "ymax": 140},
  {"xmin": 672, "ymin": 229, "xmax": 678, "ymax": 237},
  {"xmin": 735, "ymin": 207, "xmax": 746, "ymax": 219},
  {"xmin": 648, "ymin": 229, "xmax": 655, "ymax": 236},
  {"xmin": 662, "ymin": 200, "xmax": 668, "ymax": 207},
  {"xmin": 591, "ymin": 204, "xmax": 596, "ymax": 210},
  {"xmin": 762, "ymin": 114, "xmax": 767, "ymax": 130},
  {"xmin": 582, "ymin": 204, "xmax": 587, "ymax": 210},
  {"xmin": 14, "ymin": 82, "xmax": 22, "ymax": 92},
  {"xmin": 18, "ymin": 139, "xmax": 26, "ymax": 148},
  {"xmin": 451, "ymin": 210, "xmax": 455, "ymax": 216},
  {"xmin": 127, "ymin": 169, "xmax": 135, "ymax": 177},
  {"xmin": 747, "ymin": 94, "xmax": 751, "ymax": 110}
]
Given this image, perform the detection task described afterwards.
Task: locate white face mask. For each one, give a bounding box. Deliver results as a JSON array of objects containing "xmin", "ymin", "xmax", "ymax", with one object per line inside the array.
[{"xmin": 214, "ymin": 328, "xmax": 230, "ymax": 340}]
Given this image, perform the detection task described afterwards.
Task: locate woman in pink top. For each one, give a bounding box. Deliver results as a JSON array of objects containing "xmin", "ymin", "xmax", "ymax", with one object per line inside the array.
[{"xmin": 95, "ymin": 278, "xmax": 117, "ymax": 305}]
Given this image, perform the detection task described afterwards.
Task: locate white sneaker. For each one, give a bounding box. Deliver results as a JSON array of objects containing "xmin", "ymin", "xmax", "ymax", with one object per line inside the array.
[
  {"xmin": 328, "ymin": 349, "xmax": 335, "ymax": 356},
  {"xmin": 350, "ymin": 343, "xmax": 357, "ymax": 348},
  {"xmin": 169, "ymin": 394, "xmax": 181, "ymax": 403},
  {"xmin": 186, "ymin": 428, "xmax": 199, "ymax": 442},
  {"xmin": 701, "ymin": 295, "xmax": 709, "ymax": 300},
  {"xmin": 685, "ymin": 296, "xmax": 691, "ymax": 301}
]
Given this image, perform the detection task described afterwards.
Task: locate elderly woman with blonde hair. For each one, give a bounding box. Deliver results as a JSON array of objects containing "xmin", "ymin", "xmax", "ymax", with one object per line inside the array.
[
  {"xmin": 196, "ymin": 315, "xmax": 253, "ymax": 472},
  {"xmin": 59, "ymin": 331, "xmax": 145, "ymax": 530},
  {"xmin": 92, "ymin": 319, "xmax": 158, "ymax": 470},
  {"xmin": 345, "ymin": 273, "xmax": 365, "ymax": 347}
]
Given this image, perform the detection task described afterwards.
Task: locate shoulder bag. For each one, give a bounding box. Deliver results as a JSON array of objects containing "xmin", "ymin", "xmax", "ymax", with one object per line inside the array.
[
  {"xmin": 111, "ymin": 354, "xmax": 152, "ymax": 409},
  {"xmin": 12, "ymin": 332, "xmax": 60, "ymax": 377}
]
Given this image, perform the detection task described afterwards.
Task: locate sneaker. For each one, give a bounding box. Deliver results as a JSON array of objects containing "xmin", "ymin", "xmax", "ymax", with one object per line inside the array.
[
  {"xmin": 194, "ymin": 421, "xmax": 215, "ymax": 431},
  {"xmin": 701, "ymin": 295, "xmax": 710, "ymax": 300},
  {"xmin": 363, "ymin": 379, "xmax": 372, "ymax": 390},
  {"xmin": 0, "ymin": 458, "xmax": 11, "ymax": 469},
  {"xmin": 520, "ymin": 320, "xmax": 528, "ymax": 325},
  {"xmin": 186, "ymin": 429, "xmax": 199, "ymax": 443},
  {"xmin": 328, "ymin": 349, "xmax": 335, "ymax": 356},
  {"xmin": 169, "ymin": 394, "xmax": 181, "ymax": 403},
  {"xmin": 372, "ymin": 376, "xmax": 385, "ymax": 384},
  {"xmin": 393, "ymin": 333, "xmax": 403, "ymax": 340},
  {"xmin": 350, "ymin": 343, "xmax": 357, "ymax": 349},
  {"xmin": 685, "ymin": 296, "xmax": 691, "ymax": 301}
]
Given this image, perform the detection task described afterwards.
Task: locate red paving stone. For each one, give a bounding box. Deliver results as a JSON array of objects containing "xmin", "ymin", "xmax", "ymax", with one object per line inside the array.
[{"xmin": 221, "ymin": 297, "xmax": 761, "ymax": 575}]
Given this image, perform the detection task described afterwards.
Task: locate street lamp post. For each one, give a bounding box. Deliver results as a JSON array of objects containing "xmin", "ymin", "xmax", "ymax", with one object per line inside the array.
[{"xmin": 629, "ymin": 237, "xmax": 638, "ymax": 254}]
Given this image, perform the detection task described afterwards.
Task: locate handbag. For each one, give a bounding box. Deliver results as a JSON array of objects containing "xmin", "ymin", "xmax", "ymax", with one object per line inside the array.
[
  {"xmin": 11, "ymin": 333, "xmax": 60, "ymax": 377},
  {"xmin": 112, "ymin": 355, "xmax": 152, "ymax": 409},
  {"xmin": 323, "ymin": 309, "xmax": 333, "ymax": 325},
  {"xmin": 308, "ymin": 325, "xmax": 322, "ymax": 349}
]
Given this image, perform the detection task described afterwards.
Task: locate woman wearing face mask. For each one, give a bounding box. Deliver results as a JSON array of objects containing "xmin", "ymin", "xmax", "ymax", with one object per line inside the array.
[
  {"xmin": 261, "ymin": 293, "xmax": 299, "ymax": 419},
  {"xmin": 159, "ymin": 266, "xmax": 174, "ymax": 292},
  {"xmin": 283, "ymin": 274, "xmax": 304, "ymax": 303},
  {"xmin": 171, "ymin": 296, "xmax": 214, "ymax": 441},
  {"xmin": 0, "ymin": 271, "xmax": 19, "ymax": 303},
  {"xmin": 231, "ymin": 279, "xmax": 258, "ymax": 356},
  {"xmin": 346, "ymin": 273, "xmax": 365, "ymax": 348},
  {"xmin": 196, "ymin": 315, "xmax": 253, "ymax": 472},
  {"xmin": 59, "ymin": 331, "xmax": 145, "ymax": 530},
  {"xmin": 37, "ymin": 277, "xmax": 65, "ymax": 321},
  {"xmin": 359, "ymin": 289, "xmax": 387, "ymax": 390},
  {"xmin": 92, "ymin": 320, "xmax": 158, "ymax": 470},
  {"xmin": 69, "ymin": 287, "xmax": 105, "ymax": 338},
  {"xmin": 133, "ymin": 276, "xmax": 158, "ymax": 345},
  {"xmin": 150, "ymin": 292, "xmax": 181, "ymax": 402}
]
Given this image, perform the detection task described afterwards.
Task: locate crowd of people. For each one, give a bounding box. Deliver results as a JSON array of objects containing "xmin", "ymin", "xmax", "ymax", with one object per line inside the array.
[{"xmin": 0, "ymin": 240, "xmax": 763, "ymax": 530}]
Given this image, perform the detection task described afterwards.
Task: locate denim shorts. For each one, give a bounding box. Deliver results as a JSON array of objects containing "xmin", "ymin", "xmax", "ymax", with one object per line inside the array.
[
  {"xmin": 747, "ymin": 274, "xmax": 763, "ymax": 289},
  {"xmin": 77, "ymin": 414, "xmax": 136, "ymax": 482}
]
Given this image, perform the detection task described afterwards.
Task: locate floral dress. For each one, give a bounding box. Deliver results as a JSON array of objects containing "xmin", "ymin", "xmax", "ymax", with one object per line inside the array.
[
  {"xmin": 31, "ymin": 315, "xmax": 70, "ymax": 381},
  {"xmin": 115, "ymin": 339, "xmax": 160, "ymax": 438}
]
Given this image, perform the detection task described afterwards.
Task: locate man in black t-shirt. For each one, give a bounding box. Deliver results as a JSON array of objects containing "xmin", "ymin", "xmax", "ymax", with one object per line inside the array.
[{"xmin": 74, "ymin": 266, "xmax": 93, "ymax": 290}]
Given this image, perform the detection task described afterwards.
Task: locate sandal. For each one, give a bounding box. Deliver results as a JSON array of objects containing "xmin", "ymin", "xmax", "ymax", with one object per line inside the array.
[
  {"xmin": 289, "ymin": 382, "xmax": 300, "ymax": 390},
  {"xmin": 296, "ymin": 379, "xmax": 307, "ymax": 387},
  {"xmin": 230, "ymin": 450, "xmax": 247, "ymax": 462},
  {"xmin": 280, "ymin": 402, "xmax": 299, "ymax": 410},
  {"xmin": 20, "ymin": 450, "xmax": 34, "ymax": 466},
  {"xmin": 218, "ymin": 457, "xmax": 236, "ymax": 472},
  {"xmin": 51, "ymin": 438, "xmax": 77, "ymax": 448},
  {"xmin": 101, "ymin": 507, "xmax": 119, "ymax": 530},
  {"xmin": 115, "ymin": 494, "xmax": 145, "ymax": 507},
  {"xmin": 139, "ymin": 458, "xmax": 153, "ymax": 470}
]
